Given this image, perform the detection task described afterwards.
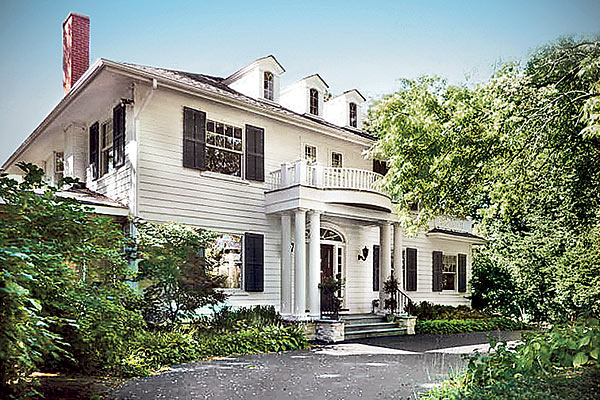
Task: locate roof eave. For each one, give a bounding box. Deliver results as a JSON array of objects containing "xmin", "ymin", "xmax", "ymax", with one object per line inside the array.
[{"xmin": 2, "ymin": 58, "xmax": 107, "ymax": 170}]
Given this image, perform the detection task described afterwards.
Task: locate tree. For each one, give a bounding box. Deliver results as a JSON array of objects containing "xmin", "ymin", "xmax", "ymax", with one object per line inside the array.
[
  {"xmin": 135, "ymin": 221, "xmax": 228, "ymax": 326},
  {"xmin": 0, "ymin": 163, "xmax": 141, "ymax": 395},
  {"xmin": 366, "ymin": 38, "xmax": 600, "ymax": 321}
]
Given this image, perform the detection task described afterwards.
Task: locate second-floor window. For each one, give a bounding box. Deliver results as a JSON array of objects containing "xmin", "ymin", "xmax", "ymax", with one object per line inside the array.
[
  {"xmin": 206, "ymin": 120, "xmax": 243, "ymax": 177},
  {"xmin": 101, "ymin": 120, "xmax": 114, "ymax": 176},
  {"xmin": 309, "ymin": 88, "xmax": 319, "ymax": 115},
  {"xmin": 263, "ymin": 71, "xmax": 274, "ymax": 101},
  {"xmin": 331, "ymin": 152, "xmax": 343, "ymax": 167},
  {"xmin": 349, "ymin": 102, "xmax": 358, "ymax": 127},
  {"xmin": 304, "ymin": 144, "xmax": 317, "ymax": 163}
]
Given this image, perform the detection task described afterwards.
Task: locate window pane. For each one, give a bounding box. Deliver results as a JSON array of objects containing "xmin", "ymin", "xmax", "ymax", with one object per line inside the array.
[
  {"xmin": 207, "ymin": 233, "xmax": 242, "ymax": 289},
  {"xmin": 310, "ymin": 89, "xmax": 319, "ymax": 115},
  {"xmin": 206, "ymin": 147, "xmax": 242, "ymax": 177},
  {"xmin": 225, "ymin": 126, "xmax": 233, "ymax": 137},
  {"xmin": 234, "ymin": 127, "xmax": 242, "ymax": 139},
  {"xmin": 216, "ymin": 122, "xmax": 224, "ymax": 135},
  {"xmin": 207, "ymin": 120, "xmax": 215, "ymax": 132},
  {"xmin": 233, "ymin": 139, "xmax": 242, "ymax": 152}
]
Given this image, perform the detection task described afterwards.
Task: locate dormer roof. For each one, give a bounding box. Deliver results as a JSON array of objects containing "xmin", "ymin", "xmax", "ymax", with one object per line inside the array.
[
  {"xmin": 283, "ymin": 73, "xmax": 329, "ymax": 92},
  {"xmin": 222, "ymin": 55, "xmax": 285, "ymax": 85},
  {"xmin": 338, "ymin": 89, "xmax": 366, "ymax": 103}
]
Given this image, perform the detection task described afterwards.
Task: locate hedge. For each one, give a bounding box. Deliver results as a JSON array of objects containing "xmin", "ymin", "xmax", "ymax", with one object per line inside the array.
[
  {"xmin": 121, "ymin": 325, "xmax": 307, "ymax": 376},
  {"xmin": 416, "ymin": 317, "xmax": 526, "ymax": 334}
]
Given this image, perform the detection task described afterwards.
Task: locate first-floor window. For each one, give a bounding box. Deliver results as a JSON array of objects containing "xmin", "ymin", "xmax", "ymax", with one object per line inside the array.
[
  {"xmin": 101, "ymin": 120, "xmax": 114, "ymax": 176},
  {"xmin": 206, "ymin": 120, "xmax": 243, "ymax": 177},
  {"xmin": 304, "ymin": 144, "xmax": 317, "ymax": 163},
  {"xmin": 207, "ymin": 233, "xmax": 242, "ymax": 289},
  {"xmin": 54, "ymin": 151, "xmax": 64, "ymax": 175},
  {"xmin": 442, "ymin": 255, "xmax": 457, "ymax": 290},
  {"xmin": 331, "ymin": 152, "xmax": 343, "ymax": 167}
]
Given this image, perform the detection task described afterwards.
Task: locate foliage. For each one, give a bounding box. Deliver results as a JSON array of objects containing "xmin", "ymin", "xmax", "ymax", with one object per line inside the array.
[
  {"xmin": 319, "ymin": 275, "xmax": 344, "ymax": 319},
  {"xmin": 121, "ymin": 324, "xmax": 308, "ymax": 377},
  {"xmin": 0, "ymin": 163, "xmax": 138, "ymax": 395},
  {"xmin": 135, "ymin": 221, "xmax": 227, "ymax": 326},
  {"xmin": 416, "ymin": 318, "xmax": 525, "ymax": 335},
  {"xmin": 366, "ymin": 38, "xmax": 600, "ymax": 322},
  {"xmin": 407, "ymin": 301, "xmax": 491, "ymax": 321},
  {"xmin": 421, "ymin": 318, "xmax": 600, "ymax": 399},
  {"xmin": 198, "ymin": 305, "xmax": 285, "ymax": 333},
  {"xmin": 382, "ymin": 276, "xmax": 399, "ymax": 312}
]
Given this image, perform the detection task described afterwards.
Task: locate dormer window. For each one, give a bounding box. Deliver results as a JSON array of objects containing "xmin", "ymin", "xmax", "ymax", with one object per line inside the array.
[
  {"xmin": 264, "ymin": 71, "xmax": 274, "ymax": 100},
  {"xmin": 349, "ymin": 102, "xmax": 358, "ymax": 128},
  {"xmin": 309, "ymin": 88, "xmax": 319, "ymax": 115}
]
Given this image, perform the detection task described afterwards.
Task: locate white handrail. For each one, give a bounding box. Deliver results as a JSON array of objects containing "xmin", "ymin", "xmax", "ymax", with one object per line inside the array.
[{"xmin": 269, "ymin": 160, "xmax": 385, "ymax": 195}]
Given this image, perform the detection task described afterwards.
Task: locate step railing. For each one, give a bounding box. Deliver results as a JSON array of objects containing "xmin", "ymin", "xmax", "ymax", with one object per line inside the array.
[{"xmin": 389, "ymin": 289, "xmax": 414, "ymax": 316}]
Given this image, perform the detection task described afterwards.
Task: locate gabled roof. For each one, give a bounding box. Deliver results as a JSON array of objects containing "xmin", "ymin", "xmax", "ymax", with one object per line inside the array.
[
  {"xmin": 283, "ymin": 73, "xmax": 330, "ymax": 91},
  {"xmin": 426, "ymin": 228, "xmax": 486, "ymax": 244},
  {"xmin": 2, "ymin": 59, "xmax": 374, "ymax": 169},
  {"xmin": 222, "ymin": 55, "xmax": 285, "ymax": 84}
]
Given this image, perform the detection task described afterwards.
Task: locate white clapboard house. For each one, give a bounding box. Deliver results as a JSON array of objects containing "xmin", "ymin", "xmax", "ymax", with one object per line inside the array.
[{"xmin": 3, "ymin": 13, "xmax": 484, "ymax": 324}]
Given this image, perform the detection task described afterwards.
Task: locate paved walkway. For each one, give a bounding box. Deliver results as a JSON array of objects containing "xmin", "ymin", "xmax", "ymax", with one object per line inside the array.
[{"xmin": 110, "ymin": 331, "xmax": 520, "ymax": 400}]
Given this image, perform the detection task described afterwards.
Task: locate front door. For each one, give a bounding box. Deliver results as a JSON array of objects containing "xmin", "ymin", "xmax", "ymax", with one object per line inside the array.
[{"xmin": 320, "ymin": 244, "xmax": 334, "ymax": 312}]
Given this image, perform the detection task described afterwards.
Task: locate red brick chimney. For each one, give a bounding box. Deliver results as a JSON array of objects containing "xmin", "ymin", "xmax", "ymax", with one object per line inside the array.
[{"xmin": 62, "ymin": 13, "xmax": 90, "ymax": 93}]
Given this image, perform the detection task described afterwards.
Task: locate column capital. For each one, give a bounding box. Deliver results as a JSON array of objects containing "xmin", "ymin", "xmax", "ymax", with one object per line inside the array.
[{"xmin": 308, "ymin": 209, "xmax": 323, "ymax": 216}]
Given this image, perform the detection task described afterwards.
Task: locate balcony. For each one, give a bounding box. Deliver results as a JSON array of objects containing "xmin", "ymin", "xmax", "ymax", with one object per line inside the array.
[
  {"xmin": 269, "ymin": 159, "xmax": 385, "ymax": 194},
  {"xmin": 266, "ymin": 159, "xmax": 393, "ymax": 217}
]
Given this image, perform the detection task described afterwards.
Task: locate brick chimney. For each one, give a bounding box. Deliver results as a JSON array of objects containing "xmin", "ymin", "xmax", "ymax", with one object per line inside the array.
[{"xmin": 62, "ymin": 13, "xmax": 90, "ymax": 93}]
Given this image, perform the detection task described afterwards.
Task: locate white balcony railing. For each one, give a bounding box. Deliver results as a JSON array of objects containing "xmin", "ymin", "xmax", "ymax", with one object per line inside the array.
[
  {"xmin": 269, "ymin": 159, "xmax": 385, "ymax": 195},
  {"xmin": 430, "ymin": 215, "xmax": 473, "ymax": 234}
]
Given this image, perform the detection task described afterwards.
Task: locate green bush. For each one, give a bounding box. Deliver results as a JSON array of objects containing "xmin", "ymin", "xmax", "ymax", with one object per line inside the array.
[
  {"xmin": 421, "ymin": 319, "xmax": 600, "ymax": 399},
  {"xmin": 198, "ymin": 305, "xmax": 285, "ymax": 332},
  {"xmin": 408, "ymin": 301, "xmax": 492, "ymax": 321},
  {"xmin": 121, "ymin": 324, "xmax": 308, "ymax": 376},
  {"xmin": 416, "ymin": 317, "xmax": 526, "ymax": 334}
]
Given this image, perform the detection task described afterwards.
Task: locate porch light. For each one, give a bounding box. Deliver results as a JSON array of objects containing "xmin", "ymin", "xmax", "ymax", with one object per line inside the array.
[{"xmin": 358, "ymin": 246, "xmax": 369, "ymax": 261}]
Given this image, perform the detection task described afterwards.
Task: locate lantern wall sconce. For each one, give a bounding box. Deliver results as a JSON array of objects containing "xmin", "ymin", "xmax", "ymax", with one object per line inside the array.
[{"xmin": 358, "ymin": 246, "xmax": 369, "ymax": 261}]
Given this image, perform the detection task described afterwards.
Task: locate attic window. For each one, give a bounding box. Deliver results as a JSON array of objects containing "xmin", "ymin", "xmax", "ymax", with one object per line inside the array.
[
  {"xmin": 264, "ymin": 71, "xmax": 274, "ymax": 101},
  {"xmin": 349, "ymin": 102, "xmax": 358, "ymax": 128},
  {"xmin": 309, "ymin": 88, "xmax": 319, "ymax": 115}
]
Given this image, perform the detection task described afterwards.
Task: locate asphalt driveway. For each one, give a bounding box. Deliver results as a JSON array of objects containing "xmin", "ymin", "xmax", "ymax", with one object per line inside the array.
[{"xmin": 110, "ymin": 331, "xmax": 520, "ymax": 400}]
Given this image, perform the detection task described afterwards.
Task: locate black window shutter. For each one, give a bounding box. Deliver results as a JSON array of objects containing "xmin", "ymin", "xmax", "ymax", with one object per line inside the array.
[
  {"xmin": 244, "ymin": 233, "xmax": 264, "ymax": 292},
  {"xmin": 183, "ymin": 107, "xmax": 206, "ymax": 170},
  {"xmin": 373, "ymin": 245, "xmax": 380, "ymax": 291},
  {"xmin": 458, "ymin": 254, "xmax": 467, "ymax": 292},
  {"xmin": 113, "ymin": 104, "xmax": 126, "ymax": 167},
  {"xmin": 89, "ymin": 122, "xmax": 99, "ymax": 179},
  {"xmin": 432, "ymin": 251, "xmax": 443, "ymax": 292},
  {"xmin": 406, "ymin": 247, "xmax": 417, "ymax": 291},
  {"xmin": 245, "ymin": 124, "xmax": 264, "ymax": 181},
  {"xmin": 373, "ymin": 159, "xmax": 389, "ymax": 176}
]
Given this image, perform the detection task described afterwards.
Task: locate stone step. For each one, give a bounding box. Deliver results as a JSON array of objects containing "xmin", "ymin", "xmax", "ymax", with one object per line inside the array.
[
  {"xmin": 344, "ymin": 322, "xmax": 398, "ymax": 333},
  {"xmin": 342, "ymin": 315, "xmax": 387, "ymax": 325},
  {"xmin": 344, "ymin": 327, "xmax": 407, "ymax": 340}
]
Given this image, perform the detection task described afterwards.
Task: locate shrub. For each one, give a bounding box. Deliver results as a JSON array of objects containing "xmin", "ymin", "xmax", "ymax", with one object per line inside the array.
[
  {"xmin": 421, "ymin": 319, "xmax": 600, "ymax": 399},
  {"xmin": 416, "ymin": 318, "xmax": 526, "ymax": 334},
  {"xmin": 199, "ymin": 305, "xmax": 285, "ymax": 332},
  {"xmin": 407, "ymin": 301, "xmax": 491, "ymax": 321},
  {"xmin": 121, "ymin": 324, "xmax": 308, "ymax": 376}
]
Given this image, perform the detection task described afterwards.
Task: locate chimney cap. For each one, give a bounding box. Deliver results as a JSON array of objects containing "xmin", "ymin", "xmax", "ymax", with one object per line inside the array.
[{"xmin": 62, "ymin": 12, "xmax": 90, "ymax": 27}]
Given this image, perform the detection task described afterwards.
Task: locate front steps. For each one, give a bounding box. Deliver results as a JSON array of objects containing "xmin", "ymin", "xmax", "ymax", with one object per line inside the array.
[{"xmin": 341, "ymin": 313, "xmax": 407, "ymax": 340}]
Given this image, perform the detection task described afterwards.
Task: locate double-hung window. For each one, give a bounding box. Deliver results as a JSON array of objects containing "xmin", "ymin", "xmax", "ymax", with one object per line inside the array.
[
  {"xmin": 206, "ymin": 120, "xmax": 243, "ymax": 177},
  {"xmin": 264, "ymin": 71, "xmax": 274, "ymax": 101},
  {"xmin": 349, "ymin": 102, "xmax": 358, "ymax": 127},
  {"xmin": 442, "ymin": 255, "xmax": 457, "ymax": 290},
  {"xmin": 101, "ymin": 120, "xmax": 114, "ymax": 176},
  {"xmin": 309, "ymin": 88, "xmax": 319, "ymax": 115},
  {"xmin": 331, "ymin": 152, "xmax": 343, "ymax": 168},
  {"xmin": 304, "ymin": 144, "xmax": 317, "ymax": 163}
]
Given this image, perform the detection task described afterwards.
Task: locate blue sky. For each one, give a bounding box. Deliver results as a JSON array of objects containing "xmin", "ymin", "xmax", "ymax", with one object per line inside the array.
[{"xmin": 1, "ymin": 0, "xmax": 599, "ymax": 164}]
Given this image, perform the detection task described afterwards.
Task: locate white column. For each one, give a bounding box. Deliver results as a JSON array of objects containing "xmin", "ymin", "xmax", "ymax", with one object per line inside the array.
[
  {"xmin": 280, "ymin": 213, "xmax": 292, "ymax": 316},
  {"xmin": 379, "ymin": 222, "xmax": 392, "ymax": 307},
  {"xmin": 393, "ymin": 223, "xmax": 403, "ymax": 289},
  {"xmin": 308, "ymin": 210, "xmax": 321, "ymax": 318},
  {"xmin": 293, "ymin": 209, "xmax": 307, "ymax": 318}
]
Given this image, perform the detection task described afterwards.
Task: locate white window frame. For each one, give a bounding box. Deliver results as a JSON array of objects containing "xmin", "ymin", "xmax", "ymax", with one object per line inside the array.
[
  {"xmin": 208, "ymin": 231, "xmax": 244, "ymax": 291},
  {"xmin": 331, "ymin": 151, "xmax": 343, "ymax": 168},
  {"xmin": 349, "ymin": 102, "xmax": 358, "ymax": 128},
  {"xmin": 442, "ymin": 254, "xmax": 458, "ymax": 291},
  {"xmin": 304, "ymin": 144, "xmax": 317, "ymax": 164},
  {"xmin": 205, "ymin": 118, "xmax": 244, "ymax": 178},
  {"xmin": 100, "ymin": 119, "xmax": 113, "ymax": 177},
  {"xmin": 309, "ymin": 88, "xmax": 319, "ymax": 115},
  {"xmin": 263, "ymin": 71, "xmax": 274, "ymax": 101}
]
